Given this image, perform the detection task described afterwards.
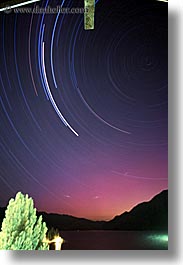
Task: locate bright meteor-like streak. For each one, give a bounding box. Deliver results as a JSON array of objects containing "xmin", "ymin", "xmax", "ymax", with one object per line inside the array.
[
  {"xmin": 42, "ymin": 41, "xmax": 79, "ymax": 137},
  {"xmin": 156, "ymin": 0, "xmax": 168, "ymax": 2},
  {"xmin": 0, "ymin": 0, "xmax": 40, "ymax": 12}
]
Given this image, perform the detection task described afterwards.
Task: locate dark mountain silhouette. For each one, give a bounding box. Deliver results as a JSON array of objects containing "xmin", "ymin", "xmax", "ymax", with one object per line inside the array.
[
  {"xmin": 37, "ymin": 212, "xmax": 106, "ymax": 231},
  {"xmin": 105, "ymin": 189, "xmax": 168, "ymax": 231},
  {"xmin": 0, "ymin": 189, "xmax": 168, "ymax": 231}
]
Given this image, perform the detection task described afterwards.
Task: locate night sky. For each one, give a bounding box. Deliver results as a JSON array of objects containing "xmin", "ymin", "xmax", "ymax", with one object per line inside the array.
[{"xmin": 0, "ymin": 0, "xmax": 168, "ymax": 221}]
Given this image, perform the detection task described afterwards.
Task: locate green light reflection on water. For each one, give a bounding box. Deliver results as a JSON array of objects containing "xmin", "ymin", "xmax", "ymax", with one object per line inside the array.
[{"xmin": 148, "ymin": 234, "xmax": 168, "ymax": 243}]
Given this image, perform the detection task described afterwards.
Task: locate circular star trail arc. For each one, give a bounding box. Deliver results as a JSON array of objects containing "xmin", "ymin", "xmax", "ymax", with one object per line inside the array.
[
  {"xmin": 0, "ymin": 0, "xmax": 168, "ymax": 220},
  {"xmin": 42, "ymin": 39, "xmax": 79, "ymax": 136}
]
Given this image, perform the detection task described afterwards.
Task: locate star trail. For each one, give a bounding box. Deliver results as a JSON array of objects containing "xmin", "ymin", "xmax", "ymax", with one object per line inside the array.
[{"xmin": 0, "ymin": 0, "xmax": 168, "ymax": 220}]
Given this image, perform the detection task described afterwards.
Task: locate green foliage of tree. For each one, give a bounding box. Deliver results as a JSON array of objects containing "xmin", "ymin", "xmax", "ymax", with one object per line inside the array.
[{"xmin": 0, "ymin": 192, "xmax": 48, "ymax": 250}]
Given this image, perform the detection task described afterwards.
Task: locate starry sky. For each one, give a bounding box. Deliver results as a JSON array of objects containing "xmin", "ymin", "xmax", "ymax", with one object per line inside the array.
[{"xmin": 0, "ymin": 0, "xmax": 168, "ymax": 221}]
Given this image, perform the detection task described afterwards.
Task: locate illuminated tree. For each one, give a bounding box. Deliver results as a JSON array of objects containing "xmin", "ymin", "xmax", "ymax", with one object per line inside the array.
[
  {"xmin": 46, "ymin": 227, "xmax": 60, "ymax": 250},
  {"xmin": 0, "ymin": 192, "xmax": 48, "ymax": 250},
  {"xmin": 47, "ymin": 227, "xmax": 59, "ymax": 241}
]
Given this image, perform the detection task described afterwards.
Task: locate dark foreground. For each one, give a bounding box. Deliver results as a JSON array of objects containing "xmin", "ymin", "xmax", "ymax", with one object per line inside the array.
[{"xmin": 60, "ymin": 231, "xmax": 168, "ymax": 250}]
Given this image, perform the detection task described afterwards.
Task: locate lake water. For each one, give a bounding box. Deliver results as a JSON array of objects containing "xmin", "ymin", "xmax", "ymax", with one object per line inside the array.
[{"xmin": 59, "ymin": 231, "xmax": 168, "ymax": 250}]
